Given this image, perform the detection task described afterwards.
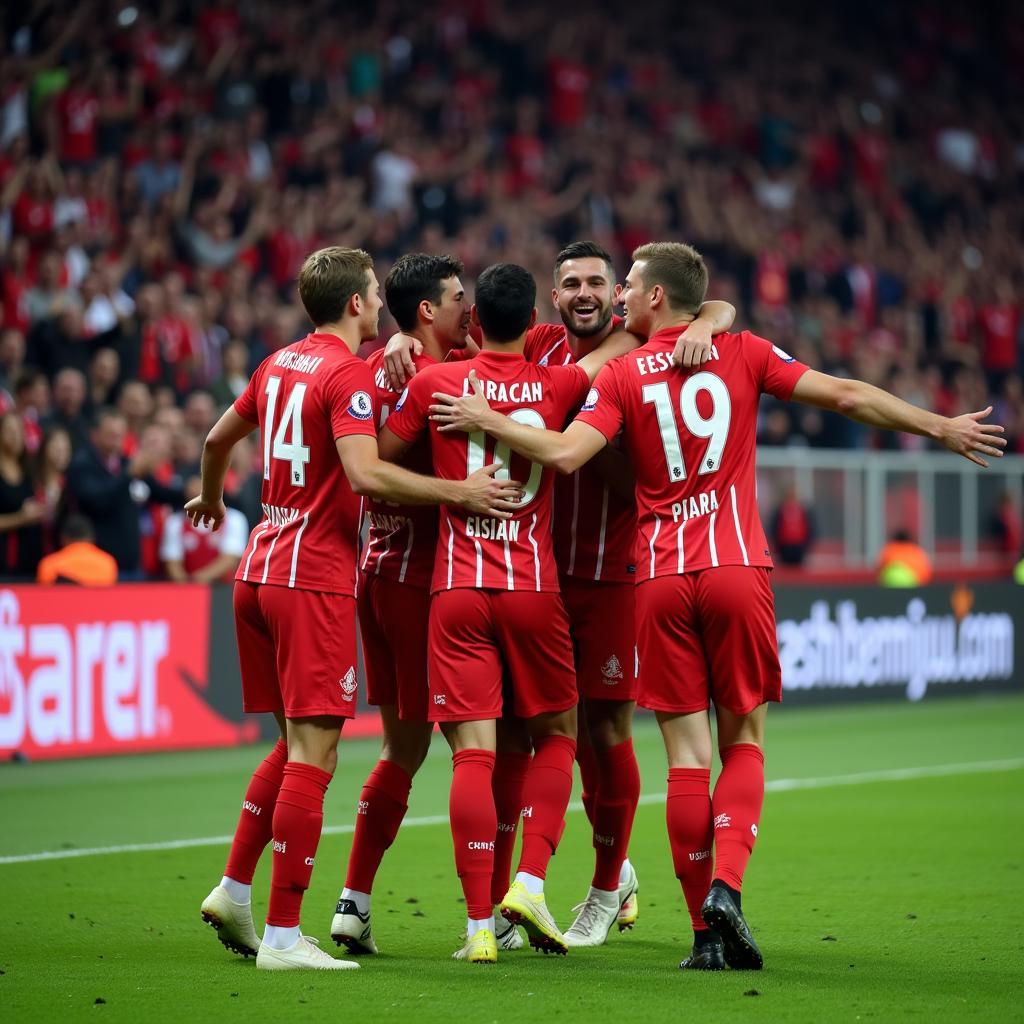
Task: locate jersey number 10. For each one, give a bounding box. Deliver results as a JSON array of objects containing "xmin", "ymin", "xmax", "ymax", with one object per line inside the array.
[{"xmin": 466, "ymin": 408, "xmax": 546, "ymax": 509}]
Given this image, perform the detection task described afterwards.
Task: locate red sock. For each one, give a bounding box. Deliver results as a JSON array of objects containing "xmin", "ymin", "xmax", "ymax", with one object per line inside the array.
[
  {"xmin": 712, "ymin": 743, "xmax": 765, "ymax": 892},
  {"xmin": 266, "ymin": 762, "xmax": 332, "ymax": 927},
  {"xmin": 667, "ymin": 768, "xmax": 713, "ymax": 930},
  {"xmin": 344, "ymin": 759, "xmax": 412, "ymax": 893},
  {"xmin": 491, "ymin": 751, "xmax": 531, "ymax": 904},
  {"xmin": 576, "ymin": 742, "xmax": 599, "ymax": 827},
  {"xmin": 591, "ymin": 739, "xmax": 641, "ymax": 891},
  {"xmin": 224, "ymin": 739, "xmax": 287, "ymax": 884},
  {"xmin": 517, "ymin": 735, "xmax": 576, "ymax": 880},
  {"xmin": 450, "ymin": 749, "xmax": 497, "ymax": 920}
]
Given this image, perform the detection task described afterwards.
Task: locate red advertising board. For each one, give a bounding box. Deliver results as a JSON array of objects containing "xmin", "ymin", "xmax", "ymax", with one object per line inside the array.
[{"xmin": 0, "ymin": 585, "xmax": 260, "ymax": 760}]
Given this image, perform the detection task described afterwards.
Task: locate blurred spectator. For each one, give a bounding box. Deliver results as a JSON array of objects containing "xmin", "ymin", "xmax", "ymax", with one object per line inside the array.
[
  {"xmin": 35, "ymin": 424, "xmax": 72, "ymax": 547},
  {"xmin": 36, "ymin": 513, "xmax": 117, "ymax": 586},
  {"xmin": 209, "ymin": 338, "xmax": 250, "ymax": 408},
  {"xmin": 988, "ymin": 492, "xmax": 1022, "ymax": 560},
  {"xmin": 42, "ymin": 366, "xmax": 89, "ymax": 451},
  {"xmin": 225, "ymin": 435, "xmax": 262, "ymax": 529},
  {"xmin": 160, "ymin": 474, "xmax": 248, "ymax": 583},
  {"xmin": 64, "ymin": 408, "xmax": 183, "ymax": 579},
  {"xmin": 0, "ymin": 411, "xmax": 43, "ymax": 578},
  {"xmin": 87, "ymin": 347, "xmax": 121, "ymax": 410},
  {"xmin": 877, "ymin": 530, "xmax": 932, "ymax": 588},
  {"xmin": 770, "ymin": 485, "xmax": 816, "ymax": 566}
]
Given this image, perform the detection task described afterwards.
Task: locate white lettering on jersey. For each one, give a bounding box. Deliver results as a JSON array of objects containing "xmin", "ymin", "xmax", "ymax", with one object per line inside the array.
[
  {"xmin": 635, "ymin": 345, "xmax": 719, "ymax": 376},
  {"xmin": 465, "ymin": 516, "xmax": 521, "ymax": 542},
  {"xmin": 670, "ymin": 489, "xmax": 719, "ymax": 523},
  {"xmin": 272, "ymin": 351, "xmax": 325, "ymax": 374},
  {"xmin": 463, "ymin": 377, "xmax": 544, "ymax": 404}
]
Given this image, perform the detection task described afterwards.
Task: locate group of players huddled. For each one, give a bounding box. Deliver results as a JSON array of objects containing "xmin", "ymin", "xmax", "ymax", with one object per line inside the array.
[{"xmin": 187, "ymin": 240, "xmax": 1004, "ymax": 972}]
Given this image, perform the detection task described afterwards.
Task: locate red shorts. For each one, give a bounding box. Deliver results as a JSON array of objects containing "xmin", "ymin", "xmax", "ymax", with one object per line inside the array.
[
  {"xmin": 427, "ymin": 589, "xmax": 577, "ymax": 722},
  {"xmin": 636, "ymin": 567, "xmax": 782, "ymax": 716},
  {"xmin": 233, "ymin": 581, "xmax": 359, "ymax": 719},
  {"xmin": 358, "ymin": 573, "xmax": 430, "ymax": 721},
  {"xmin": 560, "ymin": 576, "xmax": 637, "ymax": 701}
]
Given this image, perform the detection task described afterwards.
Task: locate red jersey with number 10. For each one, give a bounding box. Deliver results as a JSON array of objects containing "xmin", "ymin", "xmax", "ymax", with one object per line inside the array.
[
  {"xmin": 576, "ymin": 328, "xmax": 809, "ymax": 580},
  {"xmin": 386, "ymin": 348, "xmax": 589, "ymax": 594},
  {"xmin": 233, "ymin": 332, "xmax": 378, "ymax": 595}
]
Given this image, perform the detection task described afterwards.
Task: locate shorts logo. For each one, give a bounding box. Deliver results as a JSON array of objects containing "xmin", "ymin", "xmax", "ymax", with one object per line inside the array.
[
  {"xmin": 581, "ymin": 387, "xmax": 599, "ymax": 412},
  {"xmin": 348, "ymin": 390, "xmax": 374, "ymax": 420},
  {"xmin": 601, "ymin": 655, "xmax": 623, "ymax": 684},
  {"xmin": 395, "ymin": 387, "xmax": 410, "ymax": 412},
  {"xmin": 771, "ymin": 344, "xmax": 795, "ymax": 363},
  {"xmin": 433, "ymin": 693, "xmax": 446, "ymax": 705},
  {"xmin": 339, "ymin": 667, "xmax": 358, "ymax": 701},
  {"xmin": 272, "ymin": 839, "xmax": 287, "ymax": 854},
  {"xmin": 713, "ymin": 813, "xmax": 731, "ymax": 830}
]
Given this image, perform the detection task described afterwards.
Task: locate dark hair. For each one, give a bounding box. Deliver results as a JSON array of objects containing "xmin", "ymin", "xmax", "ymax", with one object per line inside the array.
[
  {"xmin": 474, "ymin": 263, "xmax": 536, "ymax": 342},
  {"xmin": 632, "ymin": 242, "xmax": 708, "ymax": 313},
  {"xmin": 553, "ymin": 241, "xmax": 615, "ymax": 284},
  {"xmin": 13, "ymin": 369, "xmax": 45, "ymax": 397},
  {"xmin": 384, "ymin": 253, "xmax": 465, "ymax": 331},
  {"xmin": 297, "ymin": 246, "xmax": 374, "ymax": 327},
  {"xmin": 92, "ymin": 406, "xmax": 126, "ymax": 430},
  {"xmin": 61, "ymin": 514, "xmax": 95, "ymax": 543}
]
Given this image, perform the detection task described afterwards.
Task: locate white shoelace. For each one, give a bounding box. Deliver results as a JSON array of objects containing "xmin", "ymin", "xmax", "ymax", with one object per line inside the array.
[{"xmin": 567, "ymin": 897, "xmax": 611, "ymax": 935}]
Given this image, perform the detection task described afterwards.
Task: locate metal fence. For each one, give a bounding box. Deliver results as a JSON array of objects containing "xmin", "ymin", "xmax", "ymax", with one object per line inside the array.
[{"xmin": 755, "ymin": 449, "xmax": 1024, "ymax": 569}]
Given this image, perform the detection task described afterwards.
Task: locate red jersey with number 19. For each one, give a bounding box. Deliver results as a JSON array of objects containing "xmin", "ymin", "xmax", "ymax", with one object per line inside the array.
[
  {"xmin": 576, "ymin": 328, "xmax": 809, "ymax": 580},
  {"xmin": 386, "ymin": 349, "xmax": 589, "ymax": 593},
  {"xmin": 233, "ymin": 332, "xmax": 378, "ymax": 595}
]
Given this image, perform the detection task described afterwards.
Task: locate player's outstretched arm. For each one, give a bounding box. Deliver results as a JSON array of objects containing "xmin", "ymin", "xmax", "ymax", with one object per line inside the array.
[
  {"xmin": 429, "ymin": 370, "xmax": 608, "ymax": 474},
  {"xmin": 187, "ymin": 407, "xmax": 256, "ymax": 531},
  {"xmin": 791, "ymin": 370, "xmax": 1007, "ymax": 467},
  {"xmin": 339, "ymin": 433, "xmax": 523, "ymax": 517},
  {"xmin": 671, "ymin": 299, "xmax": 737, "ymax": 369},
  {"xmin": 382, "ymin": 331, "xmax": 479, "ymax": 389}
]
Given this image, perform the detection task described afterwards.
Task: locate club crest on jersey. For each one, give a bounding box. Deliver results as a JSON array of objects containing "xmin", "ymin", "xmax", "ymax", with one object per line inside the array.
[
  {"xmin": 772, "ymin": 344, "xmax": 795, "ymax": 363},
  {"xmin": 339, "ymin": 667, "xmax": 358, "ymax": 701},
  {"xmin": 348, "ymin": 390, "xmax": 373, "ymax": 420},
  {"xmin": 582, "ymin": 387, "xmax": 599, "ymax": 412},
  {"xmin": 601, "ymin": 655, "xmax": 623, "ymax": 683}
]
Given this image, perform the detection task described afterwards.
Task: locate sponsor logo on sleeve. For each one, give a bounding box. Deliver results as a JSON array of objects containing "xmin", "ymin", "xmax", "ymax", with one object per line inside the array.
[
  {"xmin": 581, "ymin": 387, "xmax": 599, "ymax": 412},
  {"xmin": 771, "ymin": 344, "xmax": 795, "ymax": 363},
  {"xmin": 348, "ymin": 390, "xmax": 373, "ymax": 420}
]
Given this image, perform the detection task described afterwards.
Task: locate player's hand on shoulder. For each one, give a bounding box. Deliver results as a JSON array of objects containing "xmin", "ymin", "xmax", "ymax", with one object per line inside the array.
[
  {"xmin": 460, "ymin": 459, "xmax": 524, "ymax": 519},
  {"xmin": 671, "ymin": 318, "xmax": 714, "ymax": 369},
  {"xmin": 429, "ymin": 369, "xmax": 493, "ymax": 433},
  {"xmin": 184, "ymin": 495, "xmax": 227, "ymax": 531},
  {"xmin": 383, "ymin": 332, "xmax": 423, "ymax": 390},
  {"xmin": 940, "ymin": 406, "xmax": 1006, "ymax": 467}
]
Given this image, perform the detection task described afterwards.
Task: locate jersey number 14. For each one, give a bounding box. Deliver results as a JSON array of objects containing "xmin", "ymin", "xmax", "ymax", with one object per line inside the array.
[{"xmin": 263, "ymin": 375, "xmax": 311, "ymax": 487}]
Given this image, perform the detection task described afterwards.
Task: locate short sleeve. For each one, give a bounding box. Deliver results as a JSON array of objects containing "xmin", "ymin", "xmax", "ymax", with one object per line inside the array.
[
  {"xmin": 324, "ymin": 359, "xmax": 379, "ymax": 440},
  {"xmin": 573, "ymin": 360, "xmax": 626, "ymax": 441},
  {"xmin": 548, "ymin": 363, "xmax": 590, "ymax": 410},
  {"xmin": 524, "ymin": 323, "xmax": 573, "ymax": 366},
  {"xmin": 745, "ymin": 331, "xmax": 810, "ymax": 400},
  {"xmin": 385, "ymin": 370, "xmax": 432, "ymax": 443},
  {"xmin": 160, "ymin": 513, "xmax": 184, "ymax": 561},
  {"xmin": 233, "ymin": 369, "xmax": 260, "ymax": 423}
]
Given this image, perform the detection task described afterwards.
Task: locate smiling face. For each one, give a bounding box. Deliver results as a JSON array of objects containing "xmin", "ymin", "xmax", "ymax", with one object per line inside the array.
[
  {"xmin": 430, "ymin": 275, "xmax": 471, "ymax": 349},
  {"xmin": 553, "ymin": 256, "xmax": 615, "ymax": 339}
]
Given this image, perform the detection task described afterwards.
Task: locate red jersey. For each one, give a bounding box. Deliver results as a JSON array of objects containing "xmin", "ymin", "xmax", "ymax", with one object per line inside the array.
[
  {"xmin": 576, "ymin": 328, "xmax": 808, "ymax": 580},
  {"xmin": 387, "ymin": 349, "xmax": 589, "ymax": 594},
  {"xmin": 233, "ymin": 332, "xmax": 378, "ymax": 595},
  {"xmin": 360, "ymin": 347, "xmax": 440, "ymax": 590}
]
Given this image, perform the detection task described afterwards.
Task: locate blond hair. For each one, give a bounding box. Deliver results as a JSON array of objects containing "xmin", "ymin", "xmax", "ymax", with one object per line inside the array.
[
  {"xmin": 297, "ymin": 247, "xmax": 373, "ymax": 326},
  {"xmin": 632, "ymin": 242, "xmax": 708, "ymax": 313}
]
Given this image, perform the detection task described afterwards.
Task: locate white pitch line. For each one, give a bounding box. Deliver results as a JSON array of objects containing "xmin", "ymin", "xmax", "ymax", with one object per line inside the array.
[{"xmin": 2, "ymin": 757, "xmax": 1021, "ymax": 868}]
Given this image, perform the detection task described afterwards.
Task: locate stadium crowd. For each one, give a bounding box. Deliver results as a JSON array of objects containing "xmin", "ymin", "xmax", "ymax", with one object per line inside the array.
[{"xmin": 0, "ymin": 0, "xmax": 1021, "ymax": 579}]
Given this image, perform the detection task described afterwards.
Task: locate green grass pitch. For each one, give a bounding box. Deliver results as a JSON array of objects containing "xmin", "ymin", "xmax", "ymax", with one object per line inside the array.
[{"xmin": 1, "ymin": 693, "xmax": 1021, "ymax": 1022}]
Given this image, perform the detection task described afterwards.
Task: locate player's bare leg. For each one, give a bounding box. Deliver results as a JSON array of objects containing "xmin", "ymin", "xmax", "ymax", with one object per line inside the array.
[
  {"xmin": 491, "ymin": 714, "xmax": 531, "ymax": 951},
  {"xmin": 202, "ymin": 711, "xmax": 288, "ymax": 958},
  {"xmin": 700, "ymin": 703, "xmax": 766, "ymax": 970},
  {"xmin": 256, "ymin": 716, "xmax": 359, "ymax": 970},
  {"xmin": 500, "ymin": 707, "xmax": 577, "ymax": 955},
  {"xmin": 333, "ymin": 706, "xmax": 432, "ymax": 954},
  {"xmin": 566, "ymin": 696, "xmax": 641, "ymax": 945},
  {"xmin": 657, "ymin": 709, "xmax": 725, "ymax": 971},
  {"xmin": 442, "ymin": 718, "xmax": 500, "ymax": 963}
]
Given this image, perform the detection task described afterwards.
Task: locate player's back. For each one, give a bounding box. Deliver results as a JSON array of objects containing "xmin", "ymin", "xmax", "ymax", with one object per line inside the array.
[
  {"xmin": 389, "ymin": 348, "xmax": 588, "ymax": 593},
  {"xmin": 234, "ymin": 331, "xmax": 377, "ymax": 594},
  {"xmin": 585, "ymin": 327, "xmax": 807, "ymax": 580}
]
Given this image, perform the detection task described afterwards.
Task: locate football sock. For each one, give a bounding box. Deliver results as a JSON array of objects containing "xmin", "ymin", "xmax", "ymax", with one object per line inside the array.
[
  {"xmin": 344, "ymin": 759, "xmax": 412, "ymax": 894},
  {"xmin": 585, "ymin": 885, "xmax": 619, "ymax": 909},
  {"xmin": 219, "ymin": 876, "xmax": 251, "ymax": 904},
  {"xmin": 666, "ymin": 767, "xmax": 714, "ymax": 931},
  {"xmin": 262, "ymin": 924, "xmax": 300, "ymax": 950},
  {"xmin": 491, "ymin": 751, "xmax": 531, "ymax": 904},
  {"xmin": 576, "ymin": 741, "xmax": 599, "ymax": 827},
  {"xmin": 513, "ymin": 870, "xmax": 545, "ymax": 896},
  {"xmin": 618, "ymin": 857, "xmax": 634, "ymax": 886},
  {"xmin": 266, "ymin": 762, "xmax": 332, "ymax": 927},
  {"xmin": 339, "ymin": 887, "xmax": 370, "ymax": 916},
  {"xmin": 517, "ymin": 734, "xmax": 577, "ymax": 880},
  {"xmin": 591, "ymin": 738, "xmax": 641, "ymax": 891},
  {"xmin": 450, "ymin": 749, "xmax": 497, "ymax": 921},
  {"xmin": 467, "ymin": 916, "xmax": 495, "ymax": 938},
  {"xmin": 223, "ymin": 738, "xmax": 287, "ymax": 885},
  {"xmin": 712, "ymin": 743, "xmax": 765, "ymax": 892}
]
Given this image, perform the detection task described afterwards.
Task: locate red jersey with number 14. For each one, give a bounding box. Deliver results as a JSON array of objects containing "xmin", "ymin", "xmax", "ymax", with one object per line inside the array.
[
  {"xmin": 576, "ymin": 328, "xmax": 809, "ymax": 580},
  {"xmin": 233, "ymin": 332, "xmax": 377, "ymax": 595},
  {"xmin": 386, "ymin": 349, "xmax": 589, "ymax": 593}
]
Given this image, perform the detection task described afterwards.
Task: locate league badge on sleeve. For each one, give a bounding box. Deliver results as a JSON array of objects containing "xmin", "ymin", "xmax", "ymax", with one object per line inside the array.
[
  {"xmin": 582, "ymin": 387, "xmax": 600, "ymax": 412},
  {"xmin": 348, "ymin": 390, "xmax": 374, "ymax": 420},
  {"xmin": 395, "ymin": 387, "xmax": 409, "ymax": 412},
  {"xmin": 771, "ymin": 345, "xmax": 795, "ymax": 363}
]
